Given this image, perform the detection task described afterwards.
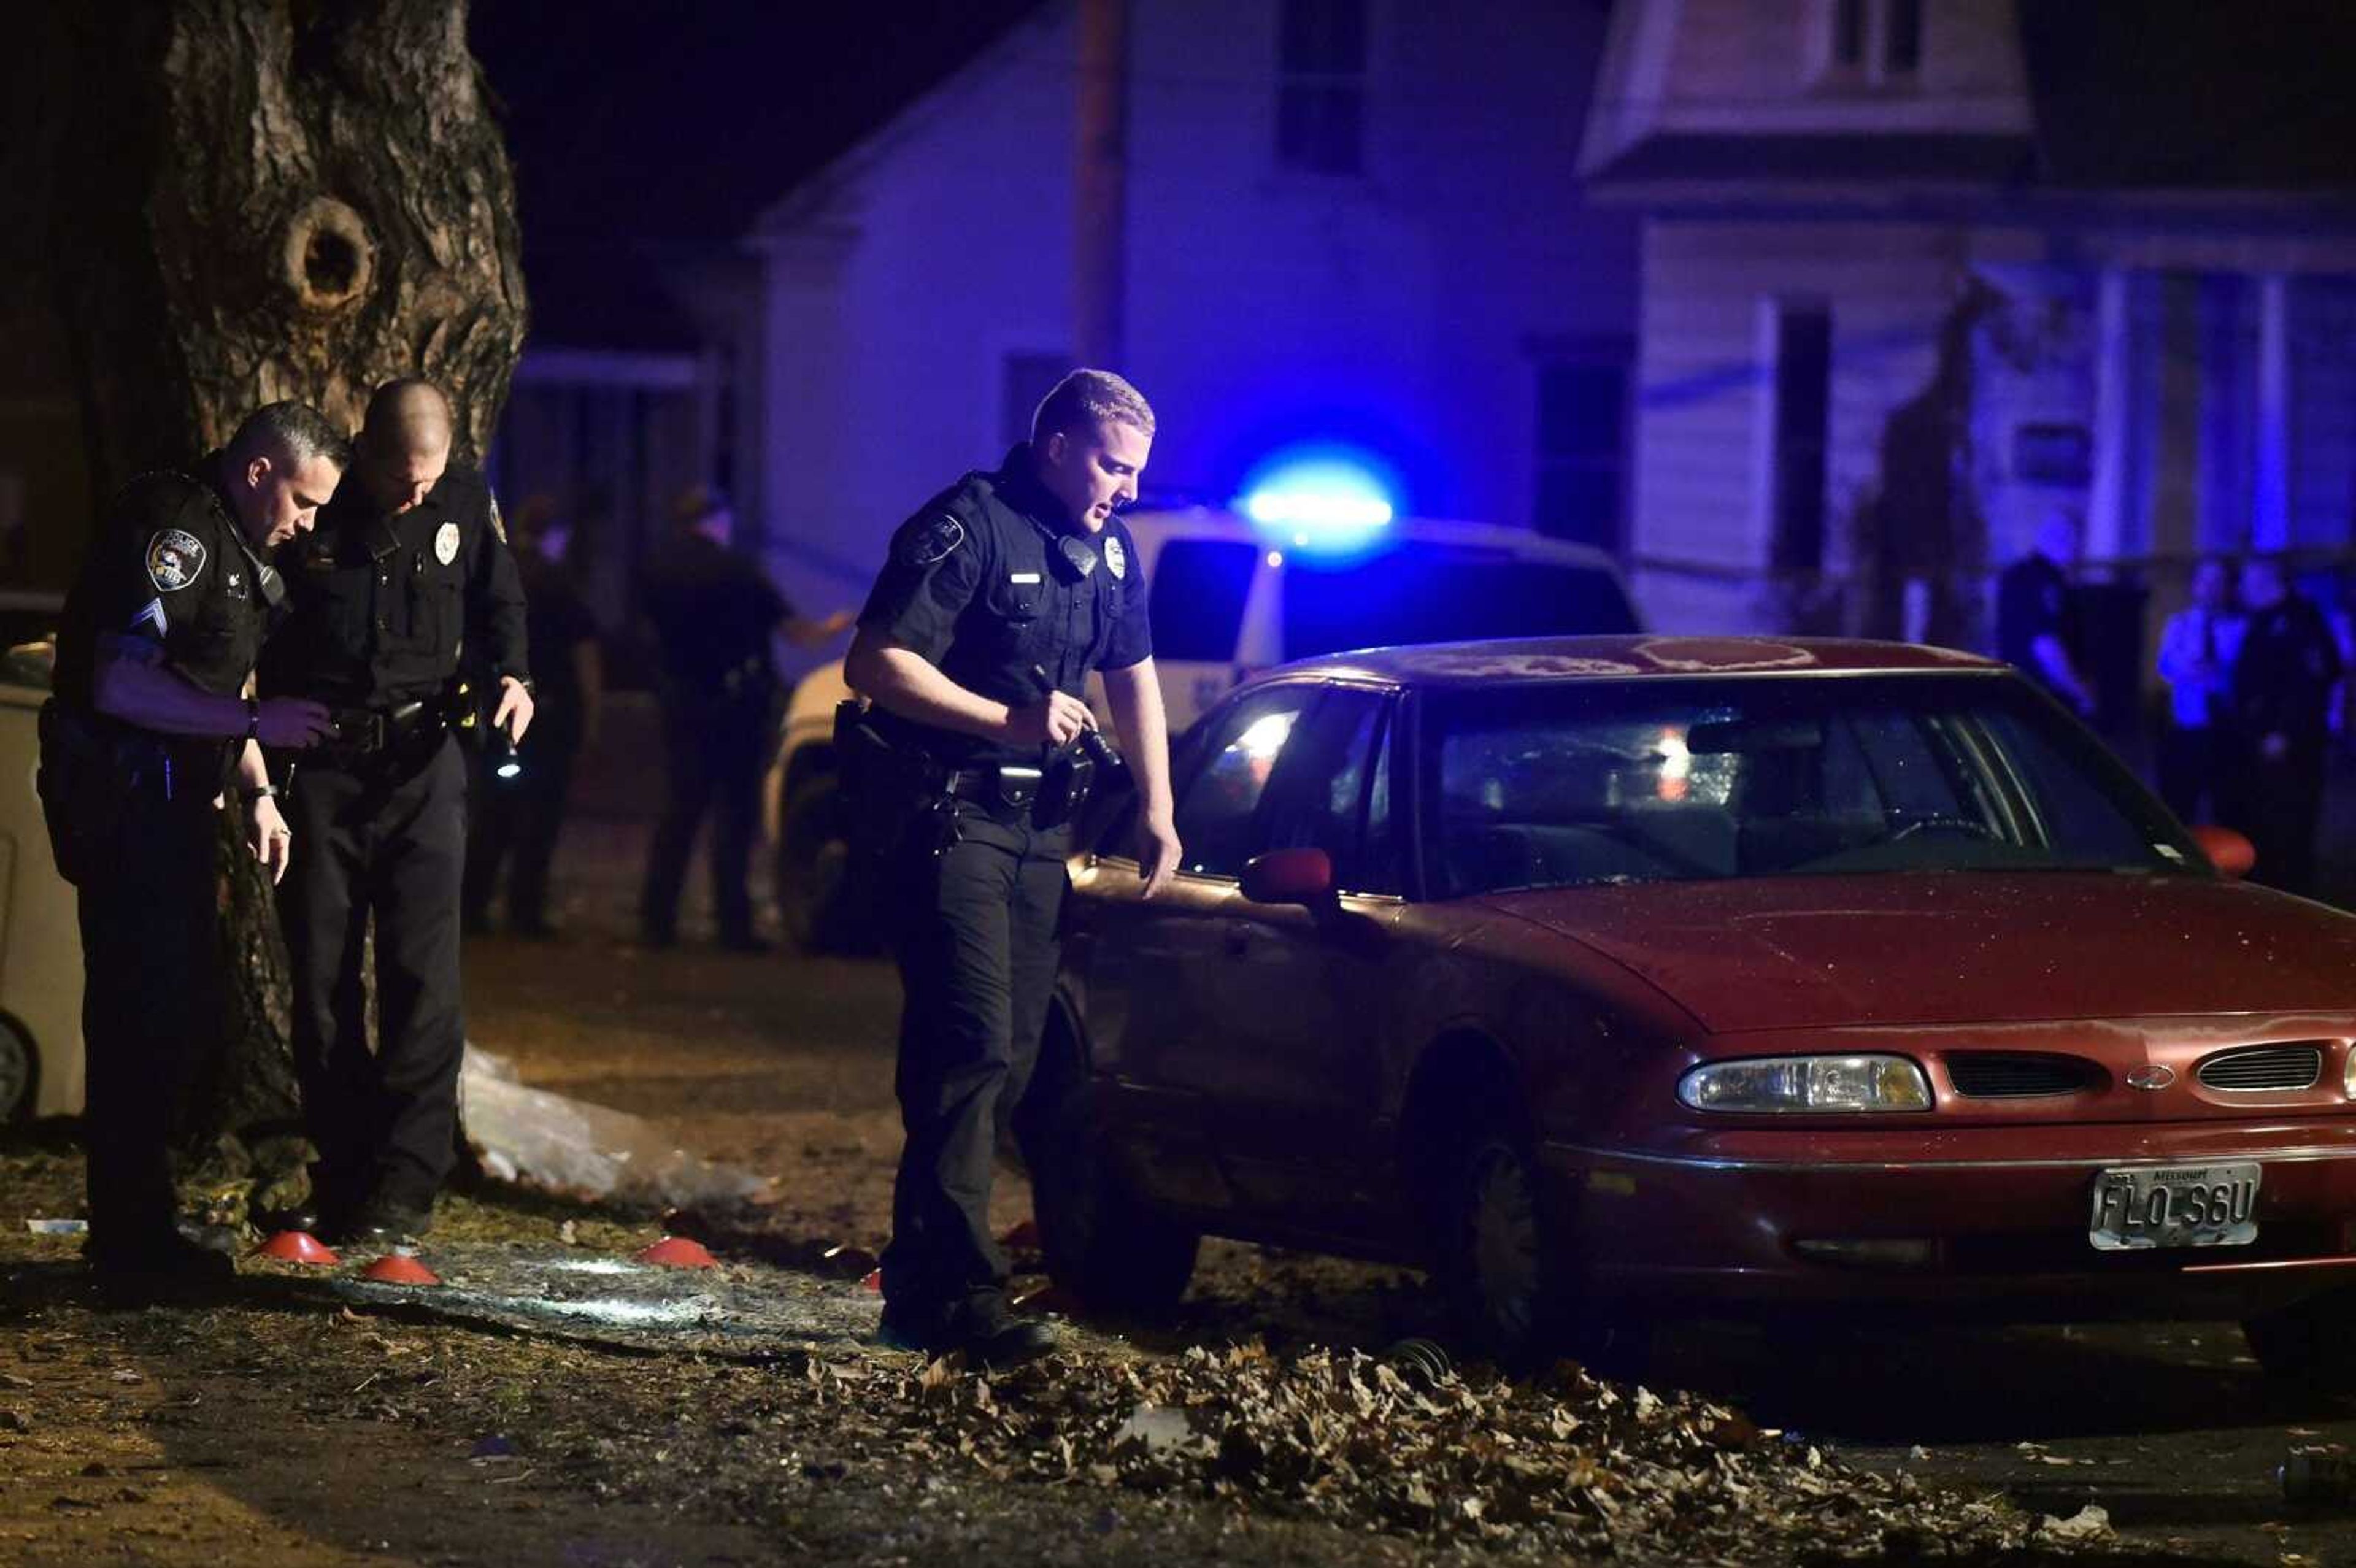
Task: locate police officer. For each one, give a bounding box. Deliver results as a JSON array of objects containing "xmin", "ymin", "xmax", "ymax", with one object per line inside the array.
[
  {"xmin": 637, "ymin": 485, "xmax": 850, "ymax": 951},
  {"xmin": 2225, "ymin": 556, "xmax": 2343, "ymax": 896},
  {"xmin": 258, "ymin": 379, "xmax": 532, "ymax": 1243},
  {"xmin": 42, "ymin": 402, "xmax": 346, "ymax": 1288},
  {"xmin": 1996, "ymin": 509, "xmax": 2098, "ymax": 717},
  {"xmin": 847, "ymin": 369, "xmax": 1182, "ymax": 1365}
]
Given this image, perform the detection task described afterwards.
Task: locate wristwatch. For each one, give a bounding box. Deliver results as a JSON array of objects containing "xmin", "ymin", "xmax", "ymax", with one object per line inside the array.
[
  {"xmin": 245, "ymin": 696, "xmax": 261, "ymax": 741},
  {"xmin": 239, "ymin": 782, "xmax": 279, "ymax": 802}
]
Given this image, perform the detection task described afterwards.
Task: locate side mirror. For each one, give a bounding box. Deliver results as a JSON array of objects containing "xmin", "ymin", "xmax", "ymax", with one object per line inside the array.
[
  {"xmin": 2190, "ymin": 824, "xmax": 2256, "ymax": 880},
  {"xmin": 1240, "ymin": 847, "xmax": 1334, "ymax": 905}
]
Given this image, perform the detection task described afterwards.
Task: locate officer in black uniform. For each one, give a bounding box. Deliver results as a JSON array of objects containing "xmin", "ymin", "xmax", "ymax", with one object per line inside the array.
[
  {"xmin": 1996, "ymin": 509, "xmax": 2097, "ymax": 717},
  {"xmin": 258, "ymin": 379, "xmax": 532, "ymax": 1243},
  {"xmin": 2225, "ymin": 556, "xmax": 2343, "ymax": 896},
  {"xmin": 40, "ymin": 402, "xmax": 346, "ymax": 1288},
  {"xmin": 637, "ymin": 485, "xmax": 850, "ymax": 950},
  {"xmin": 847, "ymin": 369, "xmax": 1182, "ymax": 1365}
]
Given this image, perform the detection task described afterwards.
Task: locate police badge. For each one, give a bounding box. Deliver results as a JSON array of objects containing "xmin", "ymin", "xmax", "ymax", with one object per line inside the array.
[
  {"xmin": 145, "ymin": 529, "xmax": 206, "ymax": 592},
  {"xmin": 434, "ymin": 521, "xmax": 461, "ymax": 566},
  {"xmin": 1103, "ymin": 534, "xmax": 1127, "ymax": 580}
]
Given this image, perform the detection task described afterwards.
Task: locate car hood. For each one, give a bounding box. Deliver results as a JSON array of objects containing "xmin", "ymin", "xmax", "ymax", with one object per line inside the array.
[{"xmin": 1476, "ymin": 874, "xmax": 2356, "ymax": 1032}]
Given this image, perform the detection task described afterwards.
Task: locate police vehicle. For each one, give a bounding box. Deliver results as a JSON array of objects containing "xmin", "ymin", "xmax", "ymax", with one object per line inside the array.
[
  {"xmin": 764, "ymin": 507, "xmax": 1641, "ymax": 951},
  {"xmin": 0, "ymin": 612, "xmax": 83, "ymax": 1120}
]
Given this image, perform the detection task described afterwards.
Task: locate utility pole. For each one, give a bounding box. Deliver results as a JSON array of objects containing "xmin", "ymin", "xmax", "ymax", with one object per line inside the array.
[{"xmin": 1074, "ymin": 0, "xmax": 1128, "ymax": 369}]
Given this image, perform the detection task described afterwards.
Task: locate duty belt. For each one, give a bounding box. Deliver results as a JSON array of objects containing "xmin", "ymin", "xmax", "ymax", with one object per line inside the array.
[{"xmin": 321, "ymin": 699, "xmax": 446, "ymax": 761}]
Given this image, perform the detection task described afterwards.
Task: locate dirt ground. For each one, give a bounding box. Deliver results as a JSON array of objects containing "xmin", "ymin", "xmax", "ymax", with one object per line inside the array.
[{"xmin": 7, "ymin": 719, "xmax": 2356, "ymax": 1566}]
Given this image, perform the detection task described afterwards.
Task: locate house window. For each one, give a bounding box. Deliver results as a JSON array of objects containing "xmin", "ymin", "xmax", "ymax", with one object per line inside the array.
[
  {"xmin": 1533, "ymin": 345, "xmax": 1631, "ymax": 552},
  {"xmin": 1277, "ymin": 0, "xmax": 1366, "ymax": 176},
  {"xmin": 1001, "ymin": 351, "xmax": 1069, "ymax": 447},
  {"xmin": 1769, "ymin": 304, "xmax": 1831, "ymax": 575}
]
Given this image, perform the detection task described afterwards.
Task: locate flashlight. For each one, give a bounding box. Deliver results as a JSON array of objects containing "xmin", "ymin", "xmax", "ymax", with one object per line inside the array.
[{"xmin": 493, "ymin": 728, "xmax": 523, "ymax": 782}]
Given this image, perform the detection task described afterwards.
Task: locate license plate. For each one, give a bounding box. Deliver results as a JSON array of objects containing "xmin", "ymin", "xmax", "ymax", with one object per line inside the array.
[{"xmin": 2087, "ymin": 1163, "xmax": 2260, "ymax": 1250}]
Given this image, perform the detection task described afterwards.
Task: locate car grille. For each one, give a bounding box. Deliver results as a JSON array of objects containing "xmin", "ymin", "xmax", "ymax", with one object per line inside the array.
[
  {"xmin": 2196, "ymin": 1043, "xmax": 2324, "ymax": 1091},
  {"xmin": 1945, "ymin": 1053, "xmax": 2098, "ymax": 1099}
]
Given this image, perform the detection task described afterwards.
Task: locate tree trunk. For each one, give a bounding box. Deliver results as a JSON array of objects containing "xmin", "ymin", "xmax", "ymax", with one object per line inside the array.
[{"xmin": 41, "ymin": 0, "xmax": 526, "ymax": 1215}]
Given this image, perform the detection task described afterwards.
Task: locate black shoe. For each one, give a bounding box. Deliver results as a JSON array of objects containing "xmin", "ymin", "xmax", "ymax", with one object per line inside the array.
[
  {"xmin": 323, "ymin": 1202, "xmax": 432, "ymax": 1247},
  {"xmin": 253, "ymin": 1201, "xmax": 325, "ymax": 1237},
  {"xmin": 86, "ymin": 1231, "xmax": 236, "ymax": 1302},
  {"xmin": 950, "ymin": 1295, "xmax": 1058, "ymax": 1367}
]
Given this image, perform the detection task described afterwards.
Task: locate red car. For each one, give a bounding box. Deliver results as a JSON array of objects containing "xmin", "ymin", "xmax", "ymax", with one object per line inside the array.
[{"xmin": 1026, "ymin": 636, "xmax": 2356, "ymax": 1375}]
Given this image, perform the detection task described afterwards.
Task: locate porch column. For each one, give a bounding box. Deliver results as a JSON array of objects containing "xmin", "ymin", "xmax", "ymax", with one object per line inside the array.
[
  {"xmin": 2253, "ymin": 271, "xmax": 2292, "ymax": 551},
  {"xmin": 2084, "ymin": 267, "xmax": 2132, "ymax": 562}
]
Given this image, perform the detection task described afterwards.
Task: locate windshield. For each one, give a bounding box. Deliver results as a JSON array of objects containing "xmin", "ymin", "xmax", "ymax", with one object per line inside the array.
[
  {"xmin": 1281, "ymin": 548, "xmax": 1636, "ymax": 659},
  {"xmin": 1422, "ymin": 674, "xmax": 2200, "ymax": 897}
]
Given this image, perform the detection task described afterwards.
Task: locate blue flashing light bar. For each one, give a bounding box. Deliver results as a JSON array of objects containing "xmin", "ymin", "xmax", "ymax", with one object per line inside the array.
[{"xmin": 1236, "ymin": 450, "xmax": 1396, "ymax": 548}]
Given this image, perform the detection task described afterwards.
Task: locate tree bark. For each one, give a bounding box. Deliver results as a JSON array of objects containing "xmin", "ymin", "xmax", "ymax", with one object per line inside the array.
[{"xmin": 42, "ymin": 0, "xmax": 526, "ymax": 1213}]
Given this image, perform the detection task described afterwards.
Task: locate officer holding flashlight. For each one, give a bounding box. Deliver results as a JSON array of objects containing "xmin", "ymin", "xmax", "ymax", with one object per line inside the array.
[
  {"xmin": 258, "ymin": 379, "xmax": 531, "ymax": 1244},
  {"xmin": 846, "ymin": 369, "xmax": 1180, "ymax": 1366}
]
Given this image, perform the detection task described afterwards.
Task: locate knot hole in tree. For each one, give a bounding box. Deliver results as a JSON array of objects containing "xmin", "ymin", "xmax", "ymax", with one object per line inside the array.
[{"xmin": 283, "ymin": 197, "xmax": 374, "ymax": 312}]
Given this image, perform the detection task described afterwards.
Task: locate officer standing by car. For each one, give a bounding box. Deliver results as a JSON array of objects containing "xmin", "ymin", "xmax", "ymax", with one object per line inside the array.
[
  {"xmin": 41, "ymin": 402, "xmax": 346, "ymax": 1288},
  {"xmin": 637, "ymin": 484, "xmax": 850, "ymax": 951},
  {"xmin": 846, "ymin": 368, "xmax": 1182, "ymax": 1365},
  {"xmin": 258, "ymin": 379, "xmax": 532, "ymax": 1243},
  {"xmin": 2226, "ymin": 555, "xmax": 2343, "ymax": 896}
]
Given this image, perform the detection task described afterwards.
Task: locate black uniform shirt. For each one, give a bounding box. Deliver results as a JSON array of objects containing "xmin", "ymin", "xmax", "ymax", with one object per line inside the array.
[
  {"xmin": 640, "ymin": 534, "xmax": 790, "ymax": 697},
  {"xmin": 859, "ymin": 445, "xmax": 1151, "ymax": 767},
  {"xmin": 55, "ymin": 458, "xmax": 281, "ymax": 785},
  {"xmin": 1995, "ymin": 552, "xmax": 2076, "ymax": 678},
  {"xmin": 259, "ymin": 462, "xmax": 528, "ymax": 708},
  {"xmin": 2232, "ymin": 591, "xmax": 2344, "ymax": 759}
]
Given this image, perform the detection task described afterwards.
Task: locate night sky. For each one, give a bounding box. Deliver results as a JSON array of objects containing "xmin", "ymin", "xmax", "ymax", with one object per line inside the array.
[{"xmin": 470, "ymin": 0, "xmax": 1043, "ymax": 246}]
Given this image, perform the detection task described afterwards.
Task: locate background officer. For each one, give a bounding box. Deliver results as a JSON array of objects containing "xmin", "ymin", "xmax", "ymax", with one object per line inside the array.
[
  {"xmin": 42, "ymin": 402, "xmax": 344, "ymax": 1288},
  {"xmin": 1996, "ymin": 508, "xmax": 2098, "ymax": 717},
  {"xmin": 845, "ymin": 368, "xmax": 1181, "ymax": 1366},
  {"xmin": 637, "ymin": 484, "xmax": 849, "ymax": 951},
  {"xmin": 258, "ymin": 379, "xmax": 532, "ymax": 1243},
  {"xmin": 2225, "ymin": 555, "xmax": 2343, "ymax": 895},
  {"xmin": 464, "ymin": 494, "xmax": 602, "ymax": 937}
]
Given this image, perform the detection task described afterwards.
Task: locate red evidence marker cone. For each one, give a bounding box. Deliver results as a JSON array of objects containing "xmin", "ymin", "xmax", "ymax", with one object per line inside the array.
[
  {"xmin": 860, "ymin": 1268, "xmax": 884, "ymax": 1293},
  {"xmin": 253, "ymin": 1231, "xmax": 341, "ymax": 1266},
  {"xmin": 634, "ymin": 1236, "xmax": 718, "ymax": 1269},
  {"xmin": 360, "ymin": 1253, "xmax": 442, "ymax": 1286}
]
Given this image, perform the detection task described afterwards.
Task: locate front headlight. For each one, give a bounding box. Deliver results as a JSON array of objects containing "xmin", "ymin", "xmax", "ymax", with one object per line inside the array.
[{"xmin": 1678, "ymin": 1055, "xmax": 1933, "ymax": 1113}]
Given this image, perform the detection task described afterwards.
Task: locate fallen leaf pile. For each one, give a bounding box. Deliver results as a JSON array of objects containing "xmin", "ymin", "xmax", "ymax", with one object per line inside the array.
[{"xmin": 773, "ymin": 1342, "xmax": 2103, "ymax": 1561}]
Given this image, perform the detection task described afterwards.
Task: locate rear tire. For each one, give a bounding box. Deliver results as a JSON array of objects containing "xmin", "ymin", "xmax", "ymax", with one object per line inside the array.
[
  {"xmin": 0, "ymin": 1017, "xmax": 32, "ymax": 1123},
  {"xmin": 2244, "ymin": 1287, "xmax": 2356, "ymax": 1391},
  {"xmin": 1026, "ymin": 1019, "xmax": 1198, "ymax": 1318}
]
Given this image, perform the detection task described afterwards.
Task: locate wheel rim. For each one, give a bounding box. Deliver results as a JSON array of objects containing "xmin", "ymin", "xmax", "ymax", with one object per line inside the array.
[{"xmin": 1466, "ymin": 1144, "xmax": 1541, "ymax": 1342}]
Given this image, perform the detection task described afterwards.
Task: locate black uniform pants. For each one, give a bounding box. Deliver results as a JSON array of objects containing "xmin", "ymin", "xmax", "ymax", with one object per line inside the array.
[
  {"xmin": 464, "ymin": 740, "xmax": 578, "ymax": 931},
  {"xmin": 2237, "ymin": 753, "xmax": 2327, "ymax": 898},
  {"xmin": 277, "ymin": 735, "xmax": 468, "ymax": 1214},
  {"xmin": 75, "ymin": 784, "xmax": 221, "ymax": 1248},
  {"xmin": 640, "ymin": 694, "xmax": 769, "ymax": 943},
  {"xmin": 2158, "ymin": 723, "xmax": 2225, "ymax": 824},
  {"xmin": 880, "ymin": 806, "xmax": 1072, "ymax": 1325}
]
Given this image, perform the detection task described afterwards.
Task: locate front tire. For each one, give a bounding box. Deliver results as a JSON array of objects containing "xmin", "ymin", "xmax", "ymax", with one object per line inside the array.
[
  {"xmin": 775, "ymin": 773, "xmax": 870, "ymax": 954},
  {"xmin": 1442, "ymin": 1123, "xmax": 1644, "ymax": 1373},
  {"xmin": 0, "ymin": 1017, "xmax": 33, "ymax": 1122},
  {"xmin": 1026, "ymin": 1021, "xmax": 1198, "ymax": 1318},
  {"xmin": 2244, "ymin": 1287, "xmax": 2356, "ymax": 1391}
]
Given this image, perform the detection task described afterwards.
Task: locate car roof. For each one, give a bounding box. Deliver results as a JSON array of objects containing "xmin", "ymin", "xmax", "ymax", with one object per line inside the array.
[
  {"xmin": 1122, "ymin": 507, "xmax": 1623, "ymax": 574},
  {"xmin": 1248, "ymin": 635, "xmax": 2006, "ymax": 690}
]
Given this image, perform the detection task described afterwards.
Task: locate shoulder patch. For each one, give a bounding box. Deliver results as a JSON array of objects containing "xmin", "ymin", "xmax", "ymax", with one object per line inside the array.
[
  {"xmin": 897, "ymin": 513, "xmax": 966, "ymax": 569},
  {"xmin": 146, "ymin": 528, "xmax": 207, "ymax": 593},
  {"xmin": 1104, "ymin": 534, "xmax": 1128, "ymax": 580}
]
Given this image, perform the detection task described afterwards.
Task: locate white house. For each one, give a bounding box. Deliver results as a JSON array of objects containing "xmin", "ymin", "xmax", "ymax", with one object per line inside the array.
[
  {"xmin": 1583, "ymin": 0, "xmax": 2356, "ymax": 661},
  {"xmin": 741, "ymin": 0, "xmax": 1639, "ymax": 622}
]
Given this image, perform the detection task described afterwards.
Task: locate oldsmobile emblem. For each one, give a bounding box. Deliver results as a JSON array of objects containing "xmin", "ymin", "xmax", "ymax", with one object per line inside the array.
[{"xmin": 2125, "ymin": 1064, "xmax": 2176, "ymax": 1091}]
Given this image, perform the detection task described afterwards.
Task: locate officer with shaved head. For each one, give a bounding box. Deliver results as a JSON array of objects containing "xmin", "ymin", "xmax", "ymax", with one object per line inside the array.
[{"xmin": 258, "ymin": 377, "xmax": 532, "ymax": 1243}]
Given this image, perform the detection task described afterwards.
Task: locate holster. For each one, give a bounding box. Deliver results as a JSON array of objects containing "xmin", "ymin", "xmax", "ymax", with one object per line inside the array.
[
  {"xmin": 835, "ymin": 700, "xmax": 948, "ymax": 867},
  {"xmin": 36, "ymin": 699, "xmax": 149, "ymax": 887}
]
